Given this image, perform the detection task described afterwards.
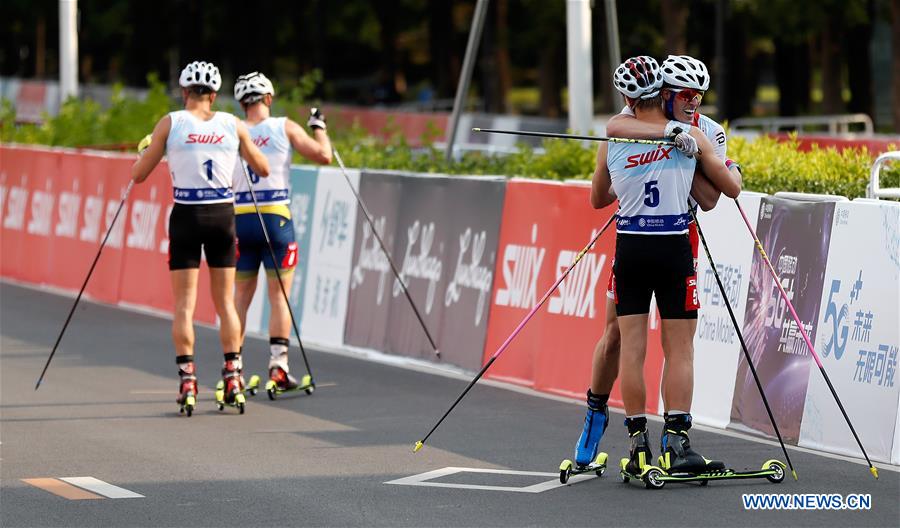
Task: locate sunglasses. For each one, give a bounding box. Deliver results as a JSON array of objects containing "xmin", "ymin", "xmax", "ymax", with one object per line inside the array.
[{"xmin": 671, "ymin": 88, "xmax": 704, "ymax": 104}]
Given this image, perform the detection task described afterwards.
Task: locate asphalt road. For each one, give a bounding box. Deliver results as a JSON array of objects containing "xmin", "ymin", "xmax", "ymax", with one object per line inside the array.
[{"xmin": 1, "ymin": 282, "xmax": 897, "ymax": 528}]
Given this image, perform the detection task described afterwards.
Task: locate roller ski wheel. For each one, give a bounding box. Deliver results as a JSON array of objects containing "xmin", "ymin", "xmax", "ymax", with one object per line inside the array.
[
  {"xmin": 764, "ymin": 460, "xmax": 786, "ymax": 484},
  {"xmin": 619, "ymin": 458, "xmax": 630, "ymax": 483},
  {"xmin": 245, "ymin": 375, "xmax": 260, "ymax": 397},
  {"xmin": 265, "ymin": 372, "xmax": 314, "ymax": 400},
  {"xmin": 559, "ymin": 452, "xmax": 608, "ymax": 484},
  {"xmin": 214, "ymin": 379, "xmax": 247, "ymax": 414},
  {"xmin": 178, "ymin": 393, "xmax": 196, "ymax": 417},
  {"xmin": 643, "ymin": 467, "xmax": 666, "ymax": 490}
]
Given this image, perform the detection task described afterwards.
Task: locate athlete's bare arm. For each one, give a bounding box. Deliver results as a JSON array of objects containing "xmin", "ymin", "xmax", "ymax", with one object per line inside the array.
[
  {"xmin": 236, "ymin": 119, "xmax": 270, "ymax": 177},
  {"xmin": 591, "ymin": 142, "xmax": 617, "ymax": 209},
  {"xmin": 690, "ymin": 131, "xmax": 740, "ymax": 198},
  {"xmin": 131, "ymin": 116, "xmax": 171, "ymax": 183},
  {"xmin": 605, "ymin": 112, "xmax": 666, "ymax": 139},
  {"xmin": 285, "ymin": 119, "xmax": 332, "ymax": 165}
]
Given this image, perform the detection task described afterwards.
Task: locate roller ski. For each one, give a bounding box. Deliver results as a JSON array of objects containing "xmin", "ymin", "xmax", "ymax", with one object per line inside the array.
[
  {"xmin": 264, "ymin": 349, "xmax": 314, "ymax": 400},
  {"xmin": 619, "ymin": 457, "xmax": 787, "ymax": 489},
  {"xmin": 175, "ymin": 356, "xmax": 197, "ymax": 417},
  {"xmin": 559, "ymin": 390, "xmax": 610, "ymax": 484},
  {"xmin": 265, "ymin": 366, "xmax": 313, "ymax": 400},
  {"xmin": 214, "ymin": 353, "xmax": 247, "ymax": 414}
]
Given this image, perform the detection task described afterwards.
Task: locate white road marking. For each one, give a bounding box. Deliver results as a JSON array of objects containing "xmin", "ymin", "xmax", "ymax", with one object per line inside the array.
[
  {"xmin": 385, "ymin": 466, "xmax": 593, "ymax": 493},
  {"xmin": 60, "ymin": 477, "xmax": 144, "ymax": 498}
]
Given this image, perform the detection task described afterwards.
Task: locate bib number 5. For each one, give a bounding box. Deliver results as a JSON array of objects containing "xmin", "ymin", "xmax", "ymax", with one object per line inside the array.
[{"xmin": 644, "ymin": 180, "xmax": 660, "ymax": 207}]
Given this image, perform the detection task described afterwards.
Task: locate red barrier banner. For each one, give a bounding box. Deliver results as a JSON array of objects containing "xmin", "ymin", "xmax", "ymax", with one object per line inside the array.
[{"xmin": 482, "ymin": 179, "xmax": 666, "ymax": 414}]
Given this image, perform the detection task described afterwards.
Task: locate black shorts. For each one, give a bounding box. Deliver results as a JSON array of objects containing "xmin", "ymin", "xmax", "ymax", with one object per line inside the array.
[
  {"xmin": 168, "ymin": 203, "xmax": 237, "ymax": 270},
  {"xmin": 613, "ymin": 233, "xmax": 699, "ymax": 319}
]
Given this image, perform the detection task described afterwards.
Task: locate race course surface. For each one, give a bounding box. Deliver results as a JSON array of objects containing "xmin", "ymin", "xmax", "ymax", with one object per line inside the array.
[{"xmin": 1, "ymin": 282, "xmax": 897, "ymax": 527}]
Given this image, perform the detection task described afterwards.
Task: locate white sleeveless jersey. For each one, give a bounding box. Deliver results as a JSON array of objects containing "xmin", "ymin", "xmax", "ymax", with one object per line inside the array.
[
  {"xmin": 166, "ymin": 110, "xmax": 240, "ymax": 204},
  {"xmin": 232, "ymin": 117, "xmax": 291, "ymax": 206},
  {"xmin": 608, "ymin": 142, "xmax": 696, "ymax": 235}
]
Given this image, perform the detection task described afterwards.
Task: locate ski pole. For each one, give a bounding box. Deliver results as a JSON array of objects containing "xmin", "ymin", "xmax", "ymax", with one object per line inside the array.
[
  {"xmin": 688, "ymin": 205, "xmax": 798, "ymax": 481},
  {"xmin": 36, "ymin": 180, "xmax": 134, "ymax": 390},
  {"xmin": 734, "ymin": 198, "xmax": 877, "ymax": 479},
  {"xmin": 414, "ymin": 213, "xmax": 616, "ymax": 452},
  {"xmin": 332, "ymin": 147, "xmax": 440, "ymax": 357},
  {"xmin": 238, "ymin": 162, "xmax": 315, "ymax": 383},
  {"xmin": 473, "ymin": 127, "xmax": 676, "ymax": 147}
]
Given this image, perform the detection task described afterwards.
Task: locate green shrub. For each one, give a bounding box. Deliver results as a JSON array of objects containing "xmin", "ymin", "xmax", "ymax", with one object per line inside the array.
[{"xmin": 2, "ymin": 84, "xmax": 896, "ymax": 199}]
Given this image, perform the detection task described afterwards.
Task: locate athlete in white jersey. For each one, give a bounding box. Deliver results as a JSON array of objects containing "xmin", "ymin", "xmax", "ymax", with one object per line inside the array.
[
  {"xmin": 590, "ymin": 56, "xmax": 740, "ymax": 476},
  {"xmin": 131, "ymin": 61, "xmax": 269, "ymax": 415},
  {"xmin": 231, "ymin": 72, "xmax": 332, "ymax": 393},
  {"xmin": 570, "ymin": 55, "xmax": 743, "ymax": 469}
]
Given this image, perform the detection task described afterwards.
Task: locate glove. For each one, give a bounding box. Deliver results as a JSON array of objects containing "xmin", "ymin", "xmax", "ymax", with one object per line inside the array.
[
  {"xmin": 307, "ymin": 107, "xmax": 326, "ymax": 131},
  {"xmin": 137, "ymin": 134, "xmax": 152, "ymax": 154},
  {"xmin": 673, "ymin": 131, "xmax": 699, "ymax": 157},
  {"xmin": 664, "ymin": 120, "xmax": 691, "ymax": 138}
]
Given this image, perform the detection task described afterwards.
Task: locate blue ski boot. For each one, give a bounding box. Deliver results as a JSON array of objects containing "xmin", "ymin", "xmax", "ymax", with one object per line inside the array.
[
  {"xmin": 573, "ymin": 390, "xmax": 609, "ymax": 467},
  {"xmin": 659, "ymin": 413, "xmax": 725, "ymax": 474}
]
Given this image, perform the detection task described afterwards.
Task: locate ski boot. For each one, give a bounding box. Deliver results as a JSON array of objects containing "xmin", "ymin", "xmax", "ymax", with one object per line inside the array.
[
  {"xmin": 176, "ymin": 356, "xmax": 197, "ymax": 417},
  {"xmin": 658, "ymin": 413, "xmax": 725, "ymax": 475},
  {"xmin": 619, "ymin": 417, "xmax": 658, "ymax": 487},
  {"xmin": 214, "ymin": 353, "xmax": 246, "ymax": 414},
  {"xmin": 559, "ymin": 390, "xmax": 610, "ymax": 483},
  {"xmin": 265, "ymin": 352, "xmax": 313, "ymax": 400}
]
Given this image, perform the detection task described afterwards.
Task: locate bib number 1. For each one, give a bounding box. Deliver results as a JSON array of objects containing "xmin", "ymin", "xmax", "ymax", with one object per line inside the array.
[{"xmin": 203, "ymin": 159, "xmax": 213, "ymax": 181}]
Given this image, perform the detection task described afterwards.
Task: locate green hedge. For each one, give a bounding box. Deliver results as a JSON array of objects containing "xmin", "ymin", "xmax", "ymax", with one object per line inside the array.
[{"xmin": 2, "ymin": 81, "xmax": 896, "ymax": 199}]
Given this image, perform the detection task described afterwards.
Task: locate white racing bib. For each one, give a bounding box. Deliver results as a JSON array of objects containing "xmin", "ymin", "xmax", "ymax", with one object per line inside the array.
[
  {"xmin": 166, "ymin": 110, "xmax": 239, "ymax": 204},
  {"xmin": 232, "ymin": 117, "xmax": 291, "ymax": 206}
]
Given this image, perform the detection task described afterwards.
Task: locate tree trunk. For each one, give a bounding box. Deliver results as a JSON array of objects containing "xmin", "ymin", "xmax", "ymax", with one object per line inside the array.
[
  {"xmin": 820, "ymin": 18, "xmax": 844, "ymax": 114},
  {"xmin": 774, "ymin": 39, "xmax": 811, "ymax": 116},
  {"xmin": 35, "ymin": 16, "xmax": 45, "ymax": 78},
  {"xmin": 845, "ymin": 2, "xmax": 873, "ymax": 117},
  {"xmin": 538, "ymin": 37, "xmax": 562, "ymax": 117},
  {"xmin": 495, "ymin": 0, "xmax": 511, "ymax": 113},
  {"xmin": 661, "ymin": 0, "xmax": 688, "ymax": 55},
  {"xmin": 373, "ymin": 0, "xmax": 402, "ymax": 102},
  {"xmin": 428, "ymin": 0, "xmax": 456, "ymax": 98}
]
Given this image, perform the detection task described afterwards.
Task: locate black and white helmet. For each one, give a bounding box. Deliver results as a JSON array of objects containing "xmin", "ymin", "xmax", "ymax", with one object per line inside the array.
[
  {"xmin": 179, "ymin": 61, "xmax": 222, "ymax": 92},
  {"xmin": 234, "ymin": 72, "xmax": 275, "ymax": 102},
  {"xmin": 613, "ymin": 56, "xmax": 663, "ymax": 100},
  {"xmin": 661, "ymin": 55, "xmax": 710, "ymax": 91}
]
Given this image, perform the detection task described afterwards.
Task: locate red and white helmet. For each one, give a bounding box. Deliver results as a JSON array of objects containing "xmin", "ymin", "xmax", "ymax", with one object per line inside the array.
[
  {"xmin": 234, "ymin": 72, "xmax": 275, "ymax": 102},
  {"xmin": 179, "ymin": 61, "xmax": 222, "ymax": 92},
  {"xmin": 613, "ymin": 56, "xmax": 663, "ymax": 100},
  {"xmin": 661, "ymin": 55, "xmax": 710, "ymax": 91}
]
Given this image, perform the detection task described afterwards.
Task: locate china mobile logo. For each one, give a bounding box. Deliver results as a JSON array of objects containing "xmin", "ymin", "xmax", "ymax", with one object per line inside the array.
[
  {"xmin": 290, "ymin": 193, "xmax": 312, "ymax": 240},
  {"xmin": 350, "ymin": 216, "xmax": 391, "ymax": 305},
  {"xmin": 395, "ymin": 221, "xmax": 443, "ymax": 314},
  {"xmin": 548, "ymin": 229, "xmax": 608, "ymax": 318},
  {"xmin": 126, "ymin": 186, "xmax": 163, "ymax": 250},
  {"xmin": 496, "ymin": 224, "xmax": 546, "ymax": 309},
  {"xmin": 445, "ymin": 228, "xmax": 494, "ymax": 324}
]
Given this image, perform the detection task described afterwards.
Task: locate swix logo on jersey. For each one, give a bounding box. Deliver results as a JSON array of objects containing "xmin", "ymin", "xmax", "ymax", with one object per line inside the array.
[
  {"xmin": 253, "ymin": 136, "xmax": 270, "ymax": 147},
  {"xmin": 185, "ymin": 133, "xmax": 225, "ymax": 144},
  {"xmin": 624, "ymin": 145, "xmax": 674, "ymax": 169}
]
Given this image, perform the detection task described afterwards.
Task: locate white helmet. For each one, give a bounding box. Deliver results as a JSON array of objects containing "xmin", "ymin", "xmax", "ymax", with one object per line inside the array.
[
  {"xmin": 661, "ymin": 55, "xmax": 710, "ymax": 91},
  {"xmin": 179, "ymin": 61, "xmax": 222, "ymax": 92},
  {"xmin": 234, "ymin": 72, "xmax": 275, "ymax": 102},
  {"xmin": 613, "ymin": 56, "xmax": 663, "ymax": 100}
]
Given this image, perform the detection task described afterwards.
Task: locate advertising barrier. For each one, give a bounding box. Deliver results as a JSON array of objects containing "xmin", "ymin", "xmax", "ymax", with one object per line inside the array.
[
  {"xmin": 481, "ymin": 179, "xmax": 665, "ymax": 413},
  {"xmin": 343, "ymin": 170, "xmax": 505, "ymax": 370},
  {"xmin": 732, "ymin": 197, "xmax": 836, "ymax": 443},
  {"xmin": 300, "ymin": 166, "xmax": 358, "ymax": 347},
  {"xmin": 690, "ymin": 193, "xmax": 764, "ymax": 428},
  {"xmin": 799, "ymin": 201, "xmax": 900, "ymax": 462}
]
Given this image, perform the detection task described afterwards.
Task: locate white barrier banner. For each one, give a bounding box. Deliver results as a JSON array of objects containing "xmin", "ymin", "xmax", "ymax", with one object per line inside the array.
[
  {"xmin": 300, "ymin": 166, "xmax": 359, "ymax": 346},
  {"xmin": 690, "ymin": 193, "xmax": 764, "ymax": 428},
  {"xmin": 799, "ymin": 201, "xmax": 900, "ymax": 463}
]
